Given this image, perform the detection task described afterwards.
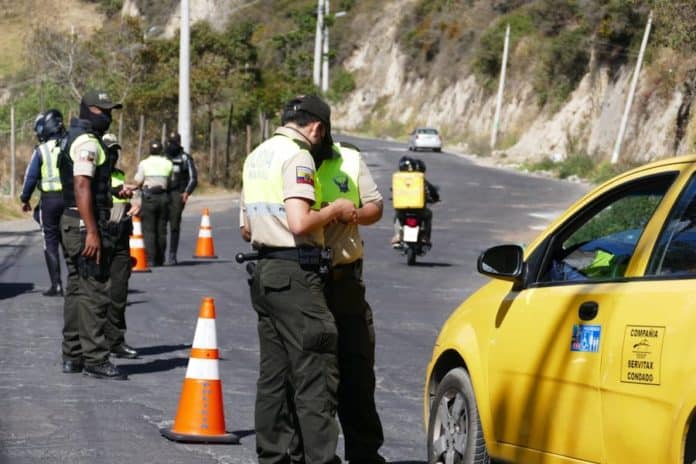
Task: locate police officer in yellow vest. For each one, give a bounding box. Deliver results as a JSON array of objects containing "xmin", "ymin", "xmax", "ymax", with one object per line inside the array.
[
  {"xmin": 58, "ymin": 89, "xmax": 129, "ymax": 380},
  {"xmin": 134, "ymin": 141, "xmax": 173, "ymax": 267},
  {"xmin": 315, "ymin": 140, "xmax": 386, "ymax": 464},
  {"xmin": 20, "ymin": 109, "xmax": 66, "ymax": 296},
  {"xmin": 103, "ymin": 134, "xmax": 140, "ymax": 359},
  {"xmin": 239, "ymin": 95, "xmax": 356, "ymax": 464}
]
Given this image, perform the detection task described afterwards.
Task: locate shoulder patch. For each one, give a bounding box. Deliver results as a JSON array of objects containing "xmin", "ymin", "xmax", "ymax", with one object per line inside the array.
[
  {"xmin": 77, "ymin": 148, "xmax": 96, "ymax": 163},
  {"xmin": 296, "ymin": 166, "xmax": 315, "ymax": 186}
]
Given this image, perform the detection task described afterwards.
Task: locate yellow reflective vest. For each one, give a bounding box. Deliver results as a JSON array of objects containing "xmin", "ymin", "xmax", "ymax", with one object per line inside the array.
[
  {"xmin": 141, "ymin": 155, "xmax": 174, "ymax": 177},
  {"xmin": 243, "ymin": 135, "xmax": 321, "ymax": 217},
  {"xmin": 317, "ymin": 143, "xmax": 360, "ymax": 207},
  {"xmin": 38, "ymin": 139, "xmax": 62, "ymax": 192},
  {"xmin": 111, "ymin": 170, "xmax": 128, "ymax": 204}
]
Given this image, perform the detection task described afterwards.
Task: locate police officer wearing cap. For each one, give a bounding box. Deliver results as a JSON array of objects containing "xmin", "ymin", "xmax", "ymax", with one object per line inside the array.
[
  {"xmin": 134, "ymin": 141, "xmax": 173, "ymax": 267},
  {"xmin": 102, "ymin": 133, "xmax": 140, "ymax": 359},
  {"xmin": 240, "ymin": 94, "xmax": 356, "ymax": 464},
  {"xmin": 58, "ymin": 89, "xmax": 129, "ymax": 380},
  {"xmin": 315, "ymin": 140, "xmax": 386, "ymax": 463},
  {"xmin": 20, "ymin": 109, "xmax": 66, "ymax": 296},
  {"xmin": 164, "ymin": 131, "xmax": 197, "ymax": 265}
]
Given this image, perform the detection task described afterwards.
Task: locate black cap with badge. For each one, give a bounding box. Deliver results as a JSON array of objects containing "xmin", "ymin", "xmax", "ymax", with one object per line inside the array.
[
  {"xmin": 284, "ymin": 94, "xmax": 334, "ymax": 157},
  {"xmin": 81, "ymin": 89, "xmax": 123, "ymax": 110}
]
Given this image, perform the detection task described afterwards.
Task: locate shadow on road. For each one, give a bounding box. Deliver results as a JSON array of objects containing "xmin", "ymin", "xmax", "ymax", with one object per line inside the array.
[
  {"xmin": 137, "ymin": 344, "xmax": 192, "ymax": 356},
  {"xmin": 121, "ymin": 356, "xmax": 189, "ymax": 375},
  {"xmin": 0, "ymin": 282, "xmax": 35, "ymax": 300},
  {"xmin": 126, "ymin": 299, "xmax": 148, "ymax": 307},
  {"xmin": 230, "ymin": 429, "xmax": 255, "ymax": 440},
  {"xmin": 409, "ymin": 262, "xmax": 453, "ymax": 267},
  {"xmin": 175, "ymin": 259, "xmax": 233, "ymax": 266}
]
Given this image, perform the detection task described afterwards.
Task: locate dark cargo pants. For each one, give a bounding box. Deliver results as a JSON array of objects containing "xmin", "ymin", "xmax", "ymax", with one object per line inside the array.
[
  {"xmin": 167, "ymin": 190, "xmax": 184, "ymax": 258},
  {"xmin": 60, "ymin": 213, "xmax": 112, "ymax": 366},
  {"xmin": 104, "ymin": 226, "xmax": 132, "ymax": 349},
  {"xmin": 324, "ymin": 260, "xmax": 385, "ymax": 463},
  {"xmin": 250, "ymin": 258, "xmax": 340, "ymax": 464},
  {"xmin": 141, "ymin": 192, "xmax": 168, "ymax": 266}
]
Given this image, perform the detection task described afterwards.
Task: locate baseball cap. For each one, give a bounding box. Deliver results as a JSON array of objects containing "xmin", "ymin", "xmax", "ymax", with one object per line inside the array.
[
  {"xmin": 102, "ymin": 133, "xmax": 121, "ymax": 149},
  {"xmin": 81, "ymin": 89, "xmax": 123, "ymax": 110},
  {"xmin": 288, "ymin": 94, "xmax": 333, "ymax": 150}
]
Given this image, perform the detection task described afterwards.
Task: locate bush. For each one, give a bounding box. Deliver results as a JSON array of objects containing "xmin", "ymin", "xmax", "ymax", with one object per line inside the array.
[{"xmin": 328, "ymin": 67, "xmax": 356, "ymax": 101}]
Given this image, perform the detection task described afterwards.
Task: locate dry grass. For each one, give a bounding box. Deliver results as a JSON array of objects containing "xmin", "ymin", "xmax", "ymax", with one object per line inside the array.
[{"xmin": 0, "ymin": 0, "xmax": 103, "ymax": 80}]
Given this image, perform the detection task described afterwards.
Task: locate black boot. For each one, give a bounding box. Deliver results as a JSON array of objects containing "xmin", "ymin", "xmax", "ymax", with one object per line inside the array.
[
  {"xmin": 167, "ymin": 231, "xmax": 179, "ymax": 265},
  {"xmin": 43, "ymin": 250, "xmax": 63, "ymax": 297}
]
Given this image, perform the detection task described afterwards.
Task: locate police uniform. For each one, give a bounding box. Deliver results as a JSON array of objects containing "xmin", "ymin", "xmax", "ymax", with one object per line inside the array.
[
  {"xmin": 58, "ymin": 96, "xmax": 126, "ymax": 379},
  {"xmin": 317, "ymin": 142, "xmax": 386, "ymax": 463},
  {"xmin": 20, "ymin": 135, "xmax": 65, "ymax": 296},
  {"xmin": 134, "ymin": 144, "xmax": 173, "ymax": 266},
  {"xmin": 165, "ymin": 137, "xmax": 197, "ymax": 265},
  {"xmin": 242, "ymin": 125, "xmax": 340, "ymax": 464}
]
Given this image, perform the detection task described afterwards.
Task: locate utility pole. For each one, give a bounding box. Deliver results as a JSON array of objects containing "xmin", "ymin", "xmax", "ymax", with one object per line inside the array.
[
  {"xmin": 10, "ymin": 106, "xmax": 15, "ymax": 199},
  {"xmin": 179, "ymin": 0, "xmax": 191, "ymax": 153},
  {"xmin": 321, "ymin": 0, "xmax": 330, "ymax": 93},
  {"xmin": 611, "ymin": 10, "xmax": 653, "ymax": 165},
  {"xmin": 313, "ymin": 0, "xmax": 324, "ymax": 88},
  {"xmin": 490, "ymin": 23, "xmax": 510, "ymax": 150}
]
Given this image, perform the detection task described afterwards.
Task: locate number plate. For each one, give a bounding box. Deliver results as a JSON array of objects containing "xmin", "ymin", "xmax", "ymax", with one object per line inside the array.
[{"xmin": 403, "ymin": 225, "xmax": 419, "ymax": 242}]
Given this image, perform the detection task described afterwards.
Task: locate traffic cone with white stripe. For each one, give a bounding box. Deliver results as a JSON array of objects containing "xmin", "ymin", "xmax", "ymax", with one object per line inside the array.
[
  {"xmin": 160, "ymin": 297, "xmax": 239, "ymax": 444},
  {"xmin": 130, "ymin": 216, "xmax": 151, "ymax": 272},
  {"xmin": 193, "ymin": 208, "xmax": 217, "ymax": 259}
]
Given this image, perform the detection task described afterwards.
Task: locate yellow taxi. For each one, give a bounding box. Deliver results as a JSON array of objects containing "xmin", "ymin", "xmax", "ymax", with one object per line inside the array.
[{"xmin": 424, "ymin": 155, "xmax": 696, "ymax": 463}]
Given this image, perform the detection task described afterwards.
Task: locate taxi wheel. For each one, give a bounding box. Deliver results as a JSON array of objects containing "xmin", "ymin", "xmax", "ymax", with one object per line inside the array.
[{"xmin": 427, "ymin": 367, "xmax": 490, "ymax": 464}]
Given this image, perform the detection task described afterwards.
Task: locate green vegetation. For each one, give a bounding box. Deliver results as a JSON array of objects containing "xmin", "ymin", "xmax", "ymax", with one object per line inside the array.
[{"xmin": 524, "ymin": 153, "xmax": 628, "ymax": 184}]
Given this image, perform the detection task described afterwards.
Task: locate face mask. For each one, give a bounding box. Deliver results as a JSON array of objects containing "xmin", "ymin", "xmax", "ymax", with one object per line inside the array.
[{"xmin": 80, "ymin": 102, "xmax": 112, "ymax": 135}]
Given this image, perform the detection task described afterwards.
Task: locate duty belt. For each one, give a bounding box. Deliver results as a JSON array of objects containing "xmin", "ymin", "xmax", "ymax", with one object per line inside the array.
[
  {"xmin": 236, "ymin": 246, "xmax": 332, "ymax": 275},
  {"xmin": 144, "ymin": 186, "xmax": 167, "ymax": 195},
  {"xmin": 63, "ymin": 208, "xmax": 110, "ymax": 221}
]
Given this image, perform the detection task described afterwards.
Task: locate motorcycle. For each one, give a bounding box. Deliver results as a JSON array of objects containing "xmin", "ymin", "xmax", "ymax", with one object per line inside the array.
[{"xmin": 394, "ymin": 210, "xmax": 432, "ymax": 265}]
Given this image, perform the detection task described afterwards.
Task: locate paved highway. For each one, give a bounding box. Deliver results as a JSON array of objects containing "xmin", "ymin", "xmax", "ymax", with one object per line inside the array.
[{"xmin": 0, "ymin": 135, "xmax": 589, "ymax": 463}]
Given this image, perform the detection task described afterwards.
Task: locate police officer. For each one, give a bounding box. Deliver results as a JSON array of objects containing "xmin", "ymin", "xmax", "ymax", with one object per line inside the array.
[
  {"xmin": 240, "ymin": 95, "xmax": 356, "ymax": 464},
  {"xmin": 164, "ymin": 131, "xmax": 197, "ymax": 265},
  {"xmin": 102, "ymin": 133, "xmax": 140, "ymax": 359},
  {"xmin": 316, "ymin": 140, "xmax": 386, "ymax": 463},
  {"xmin": 58, "ymin": 89, "xmax": 128, "ymax": 379},
  {"xmin": 19, "ymin": 109, "xmax": 66, "ymax": 296},
  {"xmin": 134, "ymin": 141, "xmax": 173, "ymax": 267}
]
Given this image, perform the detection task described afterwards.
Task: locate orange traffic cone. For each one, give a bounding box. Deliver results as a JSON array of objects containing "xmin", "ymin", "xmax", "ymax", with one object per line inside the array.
[
  {"xmin": 130, "ymin": 216, "xmax": 151, "ymax": 273},
  {"xmin": 193, "ymin": 208, "xmax": 217, "ymax": 259},
  {"xmin": 160, "ymin": 297, "xmax": 239, "ymax": 444}
]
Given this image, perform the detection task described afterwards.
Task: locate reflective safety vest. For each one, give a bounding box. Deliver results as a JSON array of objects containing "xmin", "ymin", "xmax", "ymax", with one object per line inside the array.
[
  {"xmin": 243, "ymin": 135, "xmax": 320, "ymax": 219},
  {"xmin": 111, "ymin": 169, "xmax": 128, "ymax": 204},
  {"xmin": 59, "ymin": 131, "xmax": 112, "ymax": 209},
  {"xmin": 141, "ymin": 155, "xmax": 173, "ymax": 177},
  {"xmin": 38, "ymin": 139, "xmax": 62, "ymax": 192},
  {"xmin": 317, "ymin": 143, "xmax": 360, "ymax": 207}
]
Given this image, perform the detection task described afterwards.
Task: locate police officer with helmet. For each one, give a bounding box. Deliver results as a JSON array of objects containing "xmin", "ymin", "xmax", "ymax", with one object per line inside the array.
[
  {"xmin": 58, "ymin": 89, "xmax": 129, "ymax": 380},
  {"xmin": 102, "ymin": 133, "xmax": 140, "ymax": 359},
  {"xmin": 134, "ymin": 140, "xmax": 173, "ymax": 267},
  {"xmin": 240, "ymin": 94, "xmax": 356, "ymax": 463},
  {"xmin": 20, "ymin": 109, "xmax": 66, "ymax": 296},
  {"xmin": 164, "ymin": 131, "xmax": 197, "ymax": 265}
]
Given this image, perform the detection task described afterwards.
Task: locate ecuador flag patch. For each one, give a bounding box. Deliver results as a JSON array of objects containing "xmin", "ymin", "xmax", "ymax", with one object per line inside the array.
[{"xmin": 296, "ymin": 166, "xmax": 314, "ymax": 186}]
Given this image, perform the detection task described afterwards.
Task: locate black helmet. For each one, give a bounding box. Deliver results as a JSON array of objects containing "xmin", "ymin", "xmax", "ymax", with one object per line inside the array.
[
  {"xmin": 167, "ymin": 131, "xmax": 181, "ymax": 145},
  {"xmin": 42, "ymin": 109, "xmax": 64, "ymax": 139},
  {"xmin": 33, "ymin": 113, "xmax": 46, "ymax": 142},
  {"xmin": 413, "ymin": 159, "xmax": 426, "ymax": 173},
  {"xmin": 398, "ymin": 156, "xmax": 414, "ymax": 172},
  {"xmin": 150, "ymin": 140, "xmax": 163, "ymax": 155}
]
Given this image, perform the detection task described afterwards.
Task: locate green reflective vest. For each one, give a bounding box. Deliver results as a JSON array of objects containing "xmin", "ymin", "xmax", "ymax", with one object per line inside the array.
[
  {"xmin": 317, "ymin": 143, "xmax": 360, "ymax": 207},
  {"xmin": 111, "ymin": 170, "xmax": 128, "ymax": 204},
  {"xmin": 141, "ymin": 155, "xmax": 173, "ymax": 177},
  {"xmin": 243, "ymin": 135, "xmax": 321, "ymax": 217},
  {"xmin": 39, "ymin": 139, "xmax": 62, "ymax": 192}
]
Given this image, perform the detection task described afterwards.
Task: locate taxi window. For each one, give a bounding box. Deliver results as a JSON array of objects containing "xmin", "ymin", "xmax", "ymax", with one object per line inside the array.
[
  {"xmin": 647, "ymin": 174, "xmax": 696, "ymax": 277},
  {"xmin": 537, "ymin": 174, "xmax": 676, "ymax": 284}
]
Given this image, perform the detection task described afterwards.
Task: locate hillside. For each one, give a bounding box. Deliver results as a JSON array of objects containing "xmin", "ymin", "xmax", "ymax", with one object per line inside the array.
[{"xmin": 1, "ymin": 0, "xmax": 696, "ymax": 192}]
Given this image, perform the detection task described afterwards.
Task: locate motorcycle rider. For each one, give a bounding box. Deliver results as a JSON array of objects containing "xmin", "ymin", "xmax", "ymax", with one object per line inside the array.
[{"xmin": 390, "ymin": 156, "xmax": 439, "ymax": 246}]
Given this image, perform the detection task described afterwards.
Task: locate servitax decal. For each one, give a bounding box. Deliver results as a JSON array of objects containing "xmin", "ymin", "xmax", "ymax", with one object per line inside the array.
[{"xmin": 621, "ymin": 325, "xmax": 665, "ymax": 385}]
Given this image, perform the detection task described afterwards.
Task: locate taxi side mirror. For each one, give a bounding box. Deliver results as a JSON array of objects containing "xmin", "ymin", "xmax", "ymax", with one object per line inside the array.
[{"xmin": 477, "ymin": 244, "xmax": 525, "ymax": 282}]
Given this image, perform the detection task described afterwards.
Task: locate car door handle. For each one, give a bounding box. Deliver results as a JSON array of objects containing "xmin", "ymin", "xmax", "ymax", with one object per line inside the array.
[{"xmin": 579, "ymin": 301, "xmax": 599, "ymax": 321}]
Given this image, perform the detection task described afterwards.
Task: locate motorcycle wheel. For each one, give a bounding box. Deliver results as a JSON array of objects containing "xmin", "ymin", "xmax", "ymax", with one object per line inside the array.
[{"xmin": 406, "ymin": 247, "xmax": 416, "ymax": 266}]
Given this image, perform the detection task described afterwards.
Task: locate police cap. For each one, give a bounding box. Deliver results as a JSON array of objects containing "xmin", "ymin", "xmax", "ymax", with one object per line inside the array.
[
  {"xmin": 102, "ymin": 133, "xmax": 121, "ymax": 150},
  {"xmin": 82, "ymin": 89, "xmax": 123, "ymax": 110},
  {"xmin": 150, "ymin": 140, "xmax": 163, "ymax": 155}
]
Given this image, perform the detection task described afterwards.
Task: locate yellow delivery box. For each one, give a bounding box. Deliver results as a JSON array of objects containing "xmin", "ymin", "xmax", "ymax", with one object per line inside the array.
[{"xmin": 392, "ymin": 171, "xmax": 425, "ymax": 209}]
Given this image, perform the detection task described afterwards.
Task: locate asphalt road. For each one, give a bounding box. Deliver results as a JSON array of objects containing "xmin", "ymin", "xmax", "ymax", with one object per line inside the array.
[{"xmin": 0, "ymin": 135, "xmax": 589, "ymax": 463}]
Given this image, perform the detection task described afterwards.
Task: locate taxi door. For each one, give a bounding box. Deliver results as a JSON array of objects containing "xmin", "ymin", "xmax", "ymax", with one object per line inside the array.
[
  {"xmin": 488, "ymin": 284, "xmax": 610, "ymax": 463},
  {"xmin": 599, "ymin": 169, "xmax": 696, "ymax": 463},
  {"xmin": 488, "ymin": 169, "xmax": 680, "ymax": 463}
]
